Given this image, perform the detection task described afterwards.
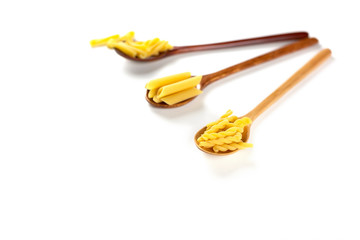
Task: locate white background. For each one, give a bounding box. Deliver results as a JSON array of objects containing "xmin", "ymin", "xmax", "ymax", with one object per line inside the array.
[{"xmin": 1, "ymin": 0, "xmax": 359, "ymax": 239}]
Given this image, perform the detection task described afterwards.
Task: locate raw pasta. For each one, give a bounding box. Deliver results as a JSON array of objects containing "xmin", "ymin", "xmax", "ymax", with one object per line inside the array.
[
  {"xmin": 160, "ymin": 88, "xmax": 202, "ymax": 105},
  {"xmin": 90, "ymin": 32, "xmax": 173, "ymax": 59},
  {"xmin": 157, "ymin": 76, "xmax": 202, "ymax": 98},
  {"xmin": 145, "ymin": 72, "xmax": 203, "ymax": 105},
  {"xmin": 197, "ymin": 110, "xmax": 253, "ymax": 153},
  {"xmin": 90, "ymin": 34, "xmax": 120, "ymax": 47},
  {"xmin": 147, "ymin": 88, "xmax": 159, "ymax": 98},
  {"xmin": 145, "ymin": 72, "xmax": 191, "ymax": 90}
]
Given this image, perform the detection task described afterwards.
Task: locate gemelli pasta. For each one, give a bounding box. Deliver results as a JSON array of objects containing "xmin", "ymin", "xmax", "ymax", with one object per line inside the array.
[{"xmin": 197, "ymin": 110, "xmax": 253, "ymax": 153}]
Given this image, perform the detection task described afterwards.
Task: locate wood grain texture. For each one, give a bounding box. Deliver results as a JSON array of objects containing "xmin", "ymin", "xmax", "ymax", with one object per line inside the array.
[
  {"xmin": 147, "ymin": 38, "xmax": 318, "ymax": 108},
  {"xmin": 194, "ymin": 49, "xmax": 332, "ymax": 155},
  {"xmin": 245, "ymin": 48, "xmax": 332, "ymax": 121},
  {"xmin": 116, "ymin": 32, "xmax": 309, "ymax": 62},
  {"xmin": 199, "ymin": 38, "xmax": 318, "ymax": 89},
  {"xmin": 168, "ymin": 32, "xmax": 309, "ymax": 55}
]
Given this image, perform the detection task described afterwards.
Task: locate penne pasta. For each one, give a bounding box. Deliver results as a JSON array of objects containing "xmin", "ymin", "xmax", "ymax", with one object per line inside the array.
[
  {"xmin": 147, "ymin": 88, "xmax": 159, "ymax": 98},
  {"xmin": 152, "ymin": 95, "xmax": 163, "ymax": 103},
  {"xmin": 160, "ymin": 88, "xmax": 203, "ymax": 105},
  {"xmin": 157, "ymin": 76, "xmax": 202, "ymax": 98},
  {"xmin": 145, "ymin": 72, "xmax": 191, "ymax": 90}
]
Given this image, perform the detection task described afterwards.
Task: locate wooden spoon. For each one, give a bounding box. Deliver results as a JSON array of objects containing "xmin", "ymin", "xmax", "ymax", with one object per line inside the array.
[
  {"xmin": 194, "ymin": 48, "xmax": 332, "ymax": 155},
  {"xmin": 146, "ymin": 37, "xmax": 318, "ymax": 108},
  {"xmin": 115, "ymin": 32, "xmax": 308, "ymax": 62}
]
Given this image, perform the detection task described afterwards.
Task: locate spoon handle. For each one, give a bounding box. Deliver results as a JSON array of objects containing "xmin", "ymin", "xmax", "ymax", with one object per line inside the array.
[
  {"xmin": 246, "ymin": 49, "xmax": 331, "ymax": 121},
  {"xmin": 170, "ymin": 32, "xmax": 308, "ymax": 55},
  {"xmin": 200, "ymin": 38, "xmax": 318, "ymax": 89}
]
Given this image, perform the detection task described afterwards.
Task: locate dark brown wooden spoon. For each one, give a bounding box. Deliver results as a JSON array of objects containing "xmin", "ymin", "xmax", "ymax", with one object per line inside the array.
[
  {"xmin": 146, "ymin": 37, "xmax": 318, "ymax": 108},
  {"xmin": 115, "ymin": 32, "xmax": 309, "ymax": 62},
  {"xmin": 194, "ymin": 49, "xmax": 332, "ymax": 155}
]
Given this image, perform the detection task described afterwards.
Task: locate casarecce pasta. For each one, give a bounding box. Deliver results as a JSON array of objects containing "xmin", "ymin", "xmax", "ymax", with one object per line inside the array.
[{"xmin": 90, "ymin": 32, "xmax": 173, "ymax": 59}]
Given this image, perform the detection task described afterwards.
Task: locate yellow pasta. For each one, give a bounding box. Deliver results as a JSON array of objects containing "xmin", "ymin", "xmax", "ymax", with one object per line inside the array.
[
  {"xmin": 145, "ymin": 72, "xmax": 203, "ymax": 105},
  {"xmin": 150, "ymin": 41, "xmax": 168, "ymax": 56},
  {"xmin": 198, "ymin": 126, "xmax": 242, "ymax": 141},
  {"xmin": 206, "ymin": 109, "xmax": 237, "ymax": 129},
  {"xmin": 197, "ymin": 110, "xmax": 253, "ymax": 153},
  {"xmin": 90, "ymin": 32, "xmax": 173, "ymax": 59},
  {"xmin": 90, "ymin": 34, "xmax": 120, "ymax": 47},
  {"xmin": 160, "ymin": 88, "xmax": 202, "ymax": 105},
  {"xmin": 145, "ymin": 72, "xmax": 191, "ymax": 90},
  {"xmin": 107, "ymin": 41, "xmax": 137, "ymax": 58},
  {"xmin": 152, "ymin": 95, "xmax": 163, "ymax": 103},
  {"xmin": 146, "ymin": 38, "xmax": 160, "ymax": 48},
  {"xmin": 199, "ymin": 132, "xmax": 243, "ymax": 147},
  {"xmin": 157, "ymin": 76, "xmax": 202, "ymax": 98},
  {"xmin": 147, "ymin": 88, "xmax": 159, "ymax": 98},
  {"xmin": 213, "ymin": 142, "xmax": 253, "ymax": 153},
  {"xmin": 118, "ymin": 31, "xmax": 135, "ymax": 41}
]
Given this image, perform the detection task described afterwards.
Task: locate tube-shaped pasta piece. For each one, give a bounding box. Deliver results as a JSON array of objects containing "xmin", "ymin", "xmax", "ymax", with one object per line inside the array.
[
  {"xmin": 90, "ymin": 34, "xmax": 120, "ymax": 47},
  {"xmin": 110, "ymin": 42, "xmax": 137, "ymax": 58},
  {"xmin": 152, "ymin": 95, "xmax": 163, "ymax": 103},
  {"xmin": 149, "ymin": 38, "xmax": 160, "ymax": 46},
  {"xmin": 106, "ymin": 39, "xmax": 118, "ymax": 49},
  {"xmin": 144, "ymin": 40, "xmax": 152, "ymax": 47},
  {"xmin": 145, "ymin": 72, "xmax": 191, "ymax": 90},
  {"xmin": 127, "ymin": 41, "xmax": 148, "ymax": 51},
  {"xmin": 157, "ymin": 76, "xmax": 202, "ymax": 99},
  {"xmin": 90, "ymin": 32, "xmax": 173, "ymax": 59},
  {"xmin": 150, "ymin": 41, "xmax": 168, "ymax": 56},
  {"xmin": 148, "ymin": 88, "xmax": 159, "ymax": 98},
  {"xmin": 145, "ymin": 38, "xmax": 161, "ymax": 53},
  {"xmin": 165, "ymin": 43, "xmax": 174, "ymax": 51},
  {"xmin": 119, "ymin": 31, "xmax": 135, "ymax": 41},
  {"xmin": 132, "ymin": 46, "xmax": 148, "ymax": 59},
  {"xmin": 160, "ymin": 88, "xmax": 202, "ymax": 105}
]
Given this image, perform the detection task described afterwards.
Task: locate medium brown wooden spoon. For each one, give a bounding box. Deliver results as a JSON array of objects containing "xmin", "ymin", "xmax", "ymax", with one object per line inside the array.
[
  {"xmin": 115, "ymin": 32, "xmax": 308, "ymax": 62},
  {"xmin": 194, "ymin": 48, "xmax": 332, "ymax": 155},
  {"xmin": 146, "ymin": 37, "xmax": 318, "ymax": 108}
]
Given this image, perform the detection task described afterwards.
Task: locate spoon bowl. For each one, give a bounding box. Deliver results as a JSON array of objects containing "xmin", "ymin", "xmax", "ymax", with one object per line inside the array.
[
  {"xmin": 194, "ymin": 124, "xmax": 251, "ymax": 155},
  {"xmin": 147, "ymin": 38, "xmax": 318, "ymax": 108},
  {"xmin": 116, "ymin": 32, "xmax": 309, "ymax": 62},
  {"xmin": 115, "ymin": 47, "xmax": 175, "ymax": 62},
  {"xmin": 194, "ymin": 49, "xmax": 332, "ymax": 155}
]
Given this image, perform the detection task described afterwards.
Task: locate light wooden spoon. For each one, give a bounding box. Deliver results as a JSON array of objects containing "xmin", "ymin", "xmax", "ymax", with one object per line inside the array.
[
  {"xmin": 115, "ymin": 32, "xmax": 308, "ymax": 62},
  {"xmin": 195, "ymin": 48, "xmax": 332, "ymax": 155},
  {"xmin": 147, "ymin": 38, "xmax": 318, "ymax": 108}
]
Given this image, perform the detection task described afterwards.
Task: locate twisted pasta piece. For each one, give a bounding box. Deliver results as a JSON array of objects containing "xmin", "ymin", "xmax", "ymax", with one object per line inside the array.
[
  {"xmin": 206, "ymin": 110, "xmax": 237, "ymax": 129},
  {"xmin": 199, "ymin": 132, "xmax": 243, "ymax": 148},
  {"xmin": 213, "ymin": 142, "xmax": 253, "ymax": 153},
  {"xmin": 197, "ymin": 126, "xmax": 242, "ymax": 141},
  {"xmin": 205, "ymin": 119, "xmax": 230, "ymax": 134},
  {"xmin": 197, "ymin": 110, "xmax": 253, "ymax": 153},
  {"xmin": 221, "ymin": 109, "xmax": 233, "ymax": 118}
]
